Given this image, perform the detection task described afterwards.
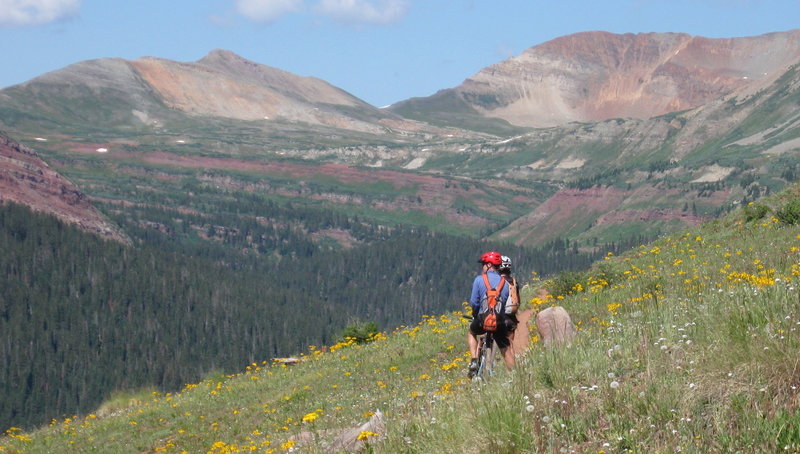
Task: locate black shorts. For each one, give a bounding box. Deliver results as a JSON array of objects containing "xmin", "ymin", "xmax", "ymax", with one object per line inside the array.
[
  {"xmin": 505, "ymin": 314, "xmax": 519, "ymax": 332},
  {"xmin": 470, "ymin": 317, "xmax": 511, "ymax": 350}
]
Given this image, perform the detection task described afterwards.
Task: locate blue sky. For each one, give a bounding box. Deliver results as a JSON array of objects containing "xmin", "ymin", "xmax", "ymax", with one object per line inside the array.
[{"xmin": 1, "ymin": 0, "xmax": 798, "ymax": 107}]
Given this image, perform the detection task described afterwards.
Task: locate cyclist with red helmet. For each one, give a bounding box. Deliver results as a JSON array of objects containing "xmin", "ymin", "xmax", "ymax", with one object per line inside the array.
[{"xmin": 467, "ymin": 251, "xmax": 515, "ymax": 376}]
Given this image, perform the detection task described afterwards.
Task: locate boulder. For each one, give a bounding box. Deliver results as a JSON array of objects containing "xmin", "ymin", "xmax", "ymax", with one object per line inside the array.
[
  {"xmin": 535, "ymin": 306, "xmax": 577, "ymax": 346},
  {"xmin": 292, "ymin": 409, "xmax": 384, "ymax": 453},
  {"xmin": 329, "ymin": 410, "xmax": 384, "ymax": 453}
]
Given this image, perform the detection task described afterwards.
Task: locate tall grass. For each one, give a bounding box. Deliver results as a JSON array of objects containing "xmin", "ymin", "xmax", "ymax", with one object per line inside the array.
[{"xmin": 3, "ymin": 186, "xmax": 800, "ymax": 453}]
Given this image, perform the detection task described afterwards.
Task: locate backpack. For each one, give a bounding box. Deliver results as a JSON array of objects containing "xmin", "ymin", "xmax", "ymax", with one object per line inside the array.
[
  {"xmin": 505, "ymin": 276, "xmax": 519, "ymax": 315},
  {"xmin": 479, "ymin": 273, "xmax": 506, "ymax": 332}
]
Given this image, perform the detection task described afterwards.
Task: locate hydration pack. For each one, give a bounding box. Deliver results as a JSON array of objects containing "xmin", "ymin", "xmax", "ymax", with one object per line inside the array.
[
  {"xmin": 505, "ymin": 276, "xmax": 519, "ymax": 315},
  {"xmin": 479, "ymin": 273, "xmax": 506, "ymax": 332}
]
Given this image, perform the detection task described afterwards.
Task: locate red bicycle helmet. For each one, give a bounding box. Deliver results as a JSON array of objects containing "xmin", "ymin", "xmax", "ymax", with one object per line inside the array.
[{"xmin": 479, "ymin": 251, "xmax": 502, "ymax": 266}]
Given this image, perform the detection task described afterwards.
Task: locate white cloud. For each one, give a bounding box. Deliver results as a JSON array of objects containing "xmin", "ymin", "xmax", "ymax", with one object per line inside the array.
[
  {"xmin": 232, "ymin": 0, "xmax": 409, "ymax": 25},
  {"xmin": 0, "ymin": 0, "xmax": 80, "ymax": 26},
  {"xmin": 235, "ymin": 0, "xmax": 304, "ymax": 23},
  {"xmin": 315, "ymin": 0, "xmax": 409, "ymax": 24}
]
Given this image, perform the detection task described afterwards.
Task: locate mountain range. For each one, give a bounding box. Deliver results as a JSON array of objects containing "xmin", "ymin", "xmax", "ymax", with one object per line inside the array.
[{"xmin": 1, "ymin": 29, "xmax": 799, "ymax": 249}]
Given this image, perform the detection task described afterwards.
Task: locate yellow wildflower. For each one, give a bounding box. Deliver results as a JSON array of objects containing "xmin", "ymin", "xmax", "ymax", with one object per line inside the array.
[{"xmin": 356, "ymin": 431, "xmax": 379, "ymax": 441}]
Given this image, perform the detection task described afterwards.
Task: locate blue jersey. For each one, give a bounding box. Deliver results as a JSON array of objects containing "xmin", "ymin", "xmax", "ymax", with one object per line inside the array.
[{"xmin": 469, "ymin": 270, "xmax": 510, "ymax": 312}]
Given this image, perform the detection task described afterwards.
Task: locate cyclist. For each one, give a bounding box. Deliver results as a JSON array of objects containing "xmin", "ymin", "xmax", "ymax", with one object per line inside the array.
[
  {"xmin": 467, "ymin": 251, "xmax": 514, "ymax": 376},
  {"xmin": 499, "ymin": 255, "xmax": 521, "ymax": 344}
]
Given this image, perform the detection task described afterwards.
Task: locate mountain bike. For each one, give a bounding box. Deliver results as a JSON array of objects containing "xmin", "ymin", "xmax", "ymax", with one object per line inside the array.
[{"xmin": 464, "ymin": 316, "xmax": 497, "ymax": 381}]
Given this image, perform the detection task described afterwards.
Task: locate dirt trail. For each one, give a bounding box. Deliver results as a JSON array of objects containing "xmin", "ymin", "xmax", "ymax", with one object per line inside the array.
[
  {"xmin": 512, "ymin": 308, "xmax": 534, "ymax": 354},
  {"xmin": 513, "ymin": 288, "xmax": 548, "ymax": 355}
]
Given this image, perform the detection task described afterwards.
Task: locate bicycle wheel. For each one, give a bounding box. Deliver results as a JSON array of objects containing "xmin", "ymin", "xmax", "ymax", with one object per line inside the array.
[
  {"xmin": 474, "ymin": 333, "xmax": 496, "ymax": 381},
  {"xmin": 483, "ymin": 333, "xmax": 496, "ymax": 378}
]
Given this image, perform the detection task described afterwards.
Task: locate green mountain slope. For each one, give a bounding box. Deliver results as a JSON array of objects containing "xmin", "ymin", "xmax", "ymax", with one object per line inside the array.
[
  {"xmin": 4, "ymin": 183, "xmax": 799, "ymax": 453},
  {"xmin": 387, "ymin": 89, "xmax": 529, "ymax": 136}
]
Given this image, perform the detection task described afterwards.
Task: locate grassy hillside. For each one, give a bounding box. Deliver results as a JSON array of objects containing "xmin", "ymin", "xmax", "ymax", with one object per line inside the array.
[{"xmin": 4, "ymin": 184, "xmax": 800, "ymax": 452}]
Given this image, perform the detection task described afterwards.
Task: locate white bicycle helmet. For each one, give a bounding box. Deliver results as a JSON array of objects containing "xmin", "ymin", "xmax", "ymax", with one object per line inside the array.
[{"xmin": 500, "ymin": 255, "xmax": 512, "ymax": 271}]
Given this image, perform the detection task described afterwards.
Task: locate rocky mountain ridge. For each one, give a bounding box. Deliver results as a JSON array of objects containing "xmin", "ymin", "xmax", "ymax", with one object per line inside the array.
[
  {"xmin": 131, "ymin": 50, "xmax": 376, "ymax": 129},
  {"xmin": 1, "ymin": 49, "xmax": 462, "ymax": 140},
  {"xmin": 391, "ymin": 29, "xmax": 800, "ymax": 128},
  {"xmin": 0, "ymin": 134, "xmax": 126, "ymax": 241}
]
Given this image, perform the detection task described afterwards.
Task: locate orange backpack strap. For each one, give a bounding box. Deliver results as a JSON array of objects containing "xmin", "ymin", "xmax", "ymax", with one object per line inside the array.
[
  {"xmin": 481, "ymin": 273, "xmax": 491, "ymax": 293},
  {"xmin": 481, "ymin": 274, "xmax": 506, "ymax": 309}
]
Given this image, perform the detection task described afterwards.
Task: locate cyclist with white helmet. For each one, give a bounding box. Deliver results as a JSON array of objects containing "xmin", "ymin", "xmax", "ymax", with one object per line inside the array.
[{"xmin": 499, "ymin": 255, "xmax": 521, "ymax": 341}]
